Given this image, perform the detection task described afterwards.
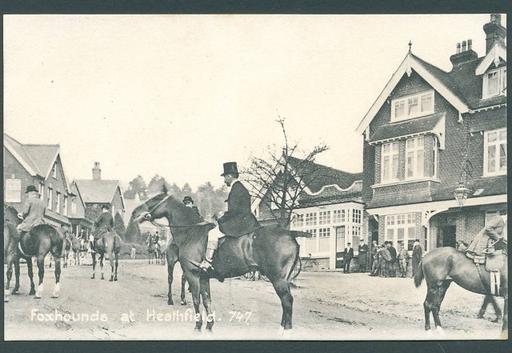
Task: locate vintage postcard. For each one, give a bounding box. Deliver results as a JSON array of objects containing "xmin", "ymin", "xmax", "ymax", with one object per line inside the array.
[{"xmin": 3, "ymin": 13, "xmax": 507, "ymax": 341}]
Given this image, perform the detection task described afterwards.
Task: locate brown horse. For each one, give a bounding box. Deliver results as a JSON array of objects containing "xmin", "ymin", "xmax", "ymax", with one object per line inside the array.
[
  {"xmin": 4, "ymin": 207, "xmax": 26, "ymax": 301},
  {"xmin": 91, "ymin": 231, "xmax": 122, "ymax": 281},
  {"xmin": 130, "ymin": 192, "xmax": 309, "ymax": 331},
  {"xmin": 4, "ymin": 205, "xmax": 65, "ymax": 299},
  {"xmin": 414, "ymin": 244, "xmax": 507, "ymax": 333}
]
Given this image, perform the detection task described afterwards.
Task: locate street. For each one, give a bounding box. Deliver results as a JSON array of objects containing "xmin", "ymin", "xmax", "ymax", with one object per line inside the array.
[{"xmin": 4, "ymin": 260, "xmax": 506, "ymax": 340}]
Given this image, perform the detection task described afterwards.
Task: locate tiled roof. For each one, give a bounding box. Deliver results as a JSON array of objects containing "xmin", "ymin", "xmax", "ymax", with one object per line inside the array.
[
  {"xmin": 431, "ymin": 175, "xmax": 507, "ymax": 202},
  {"xmin": 4, "ymin": 133, "xmax": 60, "ymax": 178},
  {"xmin": 412, "ymin": 52, "xmax": 506, "ymax": 110},
  {"xmin": 74, "ymin": 179, "xmax": 121, "ymax": 204},
  {"xmin": 369, "ymin": 112, "xmax": 444, "ymax": 143},
  {"xmin": 287, "ymin": 156, "xmax": 362, "ymax": 193}
]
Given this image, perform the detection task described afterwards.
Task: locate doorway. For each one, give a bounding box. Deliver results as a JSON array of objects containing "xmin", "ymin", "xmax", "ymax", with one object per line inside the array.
[
  {"xmin": 441, "ymin": 225, "xmax": 456, "ymax": 248},
  {"xmin": 335, "ymin": 226, "xmax": 346, "ymax": 269}
]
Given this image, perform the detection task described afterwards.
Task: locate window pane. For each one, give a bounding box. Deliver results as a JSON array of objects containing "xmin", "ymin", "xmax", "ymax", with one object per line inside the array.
[
  {"xmin": 488, "ymin": 131, "xmax": 497, "ymax": 143},
  {"xmin": 392, "ymin": 142, "xmax": 399, "ymax": 152},
  {"xmin": 395, "ymin": 101, "xmax": 405, "ymax": 118},
  {"xmin": 488, "ymin": 72, "xmax": 498, "ymax": 95},
  {"xmin": 499, "ymin": 130, "xmax": 506, "ymax": 141},
  {"xmin": 488, "ymin": 145, "xmax": 496, "ymax": 173},
  {"xmin": 421, "ymin": 93, "xmax": 433, "ymax": 112},
  {"xmin": 499, "ymin": 143, "xmax": 507, "ymax": 170},
  {"xmin": 407, "ymin": 152, "xmax": 414, "ymax": 177},
  {"xmin": 383, "ymin": 156, "xmax": 390, "ymax": 180},
  {"xmin": 416, "ymin": 150, "xmax": 424, "ymax": 176},
  {"xmin": 408, "ymin": 97, "xmax": 419, "ymax": 115},
  {"xmin": 392, "ymin": 154, "xmax": 400, "ymax": 179}
]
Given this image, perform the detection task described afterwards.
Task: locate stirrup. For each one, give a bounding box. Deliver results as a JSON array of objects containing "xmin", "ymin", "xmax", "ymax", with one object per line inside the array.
[{"xmin": 199, "ymin": 259, "xmax": 214, "ymax": 272}]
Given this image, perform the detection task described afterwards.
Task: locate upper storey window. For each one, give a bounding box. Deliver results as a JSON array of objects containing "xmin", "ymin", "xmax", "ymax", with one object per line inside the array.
[
  {"xmin": 391, "ymin": 90, "xmax": 434, "ymax": 122},
  {"xmin": 483, "ymin": 67, "xmax": 506, "ymax": 99}
]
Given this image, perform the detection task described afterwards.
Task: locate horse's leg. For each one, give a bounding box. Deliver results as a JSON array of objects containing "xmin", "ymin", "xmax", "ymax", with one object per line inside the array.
[
  {"xmin": 271, "ymin": 278, "xmax": 294, "ymax": 330},
  {"xmin": 431, "ymin": 280, "xmax": 451, "ymax": 330},
  {"xmin": 489, "ymin": 295, "xmax": 502, "ymax": 322},
  {"xmin": 166, "ymin": 257, "xmax": 176, "ymax": 305},
  {"xmin": 184, "ymin": 271, "xmax": 202, "ymax": 330},
  {"xmin": 35, "ymin": 255, "xmax": 45, "ymax": 298},
  {"xmin": 478, "ymin": 295, "xmax": 492, "ymax": 319},
  {"xmin": 109, "ymin": 253, "xmax": 115, "ymax": 282},
  {"xmin": 27, "ymin": 258, "xmax": 36, "ymax": 295},
  {"xmin": 100, "ymin": 253, "xmax": 105, "ymax": 280},
  {"xmin": 91, "ymin": 252, "xmax": 96, "ymax": 279},
  {"xmin": 423, "ymin": 285, "xmax": 435, "ymax": 331},
  {"xmin": 114, "ymin": 253, "xmax": 119, "ymax": 281},
  {"xmin": 200, "ymin": 277, "xmax": 214, "ymax": 331},
  {"xmin": 502, "ymin": 295, "xmax": 508, "ymax": 333},
  {"xmin": 5, "ymin": 253, "xmax": 14, "ymax": 295},
  {"xmin": 13, "ymin": 256, "xmax": 21, "ymax": 294},
  {"xmin": 180, "ymin": 274, "xmax": 187, "ymax": 305},
  {"xmin": 51, "ymin": 256, "xmax": 61, "ymax": 298}
]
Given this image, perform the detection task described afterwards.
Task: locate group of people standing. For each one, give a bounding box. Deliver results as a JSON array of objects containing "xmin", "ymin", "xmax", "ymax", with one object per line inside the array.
[{"xmin": 369, "ymin": 239, "xmax": 423, "ymax": 278}]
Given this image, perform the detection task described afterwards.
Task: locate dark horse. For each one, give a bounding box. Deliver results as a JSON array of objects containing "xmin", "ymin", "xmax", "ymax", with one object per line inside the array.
[
  {"xmin": 3, "ymin": 205, "xmax": 65, "ymax": 299},
  {"xmin": 130, "ymin": 192, "xmax": 308, "ymax": 331},
  {"xmin": 414, "ymin": 244, "xmax": 508, "ymax": 333},
  {"xmin": 90, "ymin": 231, "xmax": 122, "ymax": 281}
]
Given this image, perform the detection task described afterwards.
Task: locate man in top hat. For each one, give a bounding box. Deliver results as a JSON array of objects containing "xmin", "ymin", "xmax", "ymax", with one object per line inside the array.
[
  {"xmin": 92, "ymin": 204, "xmax": 114, "ymax": 250},
  {"xmin": 183, "ymin": 196, "xmax": 201, "ymax": 217},
  {"xmin": 199, "ymin": 162, "xmax": 260, "ymax": 271},
  {"xmin": 16, "ymin": 185, "xmax": 46, "ymax": 236}
]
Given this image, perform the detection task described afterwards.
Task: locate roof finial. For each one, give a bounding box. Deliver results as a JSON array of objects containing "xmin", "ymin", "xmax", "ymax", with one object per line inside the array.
[{"xmin": 408, "ymin": 40, "xmax": 412, "ymax": 53}]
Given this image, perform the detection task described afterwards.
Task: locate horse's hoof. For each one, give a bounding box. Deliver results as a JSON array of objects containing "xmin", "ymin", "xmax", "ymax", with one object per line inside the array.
[
  {"xmin": 91, "ymin": 274, "xmax": 95, "ymax": 279},
  {"xmin": 168, "ymin": 299, "xmax": 174, "ymax": 305},
  {"xmin": 109, "ymin": 278, "xmax": 113, "ymax": 282},
  {"xmin": 29, "ymin": 289, "xmax": 35, "ymax": 296},
  {"xmin": 114, "ymin": 277, "xmax": 118, "ymax": 281},
  {"xmin": 491, "ymin": 317, "xmax": 500, "ymax": 323},
  {"xmin": 51, "ymin": 284, "xmax": 60, "ymax": 298},
  {"xmin": 180, "ymin": 300, "xmax": 187, "ymax": 306},
  {"xmin": 101, "ymin": 276, "xmax": 105, "ymax": 280},
  {"xmin": 277, "ymin": 326, "xmax": 285, "ymax": 336}
]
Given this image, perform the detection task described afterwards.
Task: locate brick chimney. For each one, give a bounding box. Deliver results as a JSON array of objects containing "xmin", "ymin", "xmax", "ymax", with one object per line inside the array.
[
  {"xmin": 449, "ymin": 38, "xmax": 478, "ymax": 68},
  {"xmin": 483, "ymin": 13, "xmax": 506, "ymax": 54},
  {"xmin": 92, "ymin": 161, "xmax": 101, "ymax": 180}
]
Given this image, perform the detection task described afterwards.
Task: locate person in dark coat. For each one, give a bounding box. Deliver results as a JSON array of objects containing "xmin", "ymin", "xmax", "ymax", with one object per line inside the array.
[
  {"xmin": 358, "ymin": 238, "xmax": 369, "ymax": 272},
  {"xmin": 387, "ymin": 241, "xmax": 398, "ymax": 277},
  {"xmin": 369, "ymin": 240, "xmax": 378, "ymax": 275},
  {"xmin": 200, "ymin": 162, "xmax": 260, "ymax": 271},
  {"xmin": 93, "ymin": 205, "xmax": 114, "ymax": 250},
  {"xmin": 183, "ymin": 196, "xmax": 202, "ymax": 218},
  {"xmin": 16, "ymin": 185, "xmax": 46, "ymax": 236},
  {"xmin": 343, "ymin": 242, "xmax": 354, "ymax": 273},
  {"xmin": 411, "ymin": 239, "xmax": 423, "ymax": 277}
]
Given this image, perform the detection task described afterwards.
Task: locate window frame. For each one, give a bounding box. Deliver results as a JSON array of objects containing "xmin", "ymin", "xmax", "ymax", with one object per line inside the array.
[
  {"xmin": 391, "ymin": 90, "xmax": 435, "ymax": 122},
  {"xmin": 47, "ymin": 187, "xmax": 53, "ymax": 210},
  {"xmin": 483, "ymin": 128, "xmax": 507, "ymax": 177},
  {"xmin": 381, "ymin": 141, "xmax": 400, "ymax": 183},
  {"xmin": 56, "ymin": 191, "xmax": 61, "ymax": 214},
  {"xmin": 384, "ymin": 213, "xmax": 417, "ymax": 253},
  {"xmin": 405, "ymin": 135, "xmax": 425, "ymax": 180},
  {"xmin": 483, "ymin": 67, "xmax": 507, "ymax": 99}
]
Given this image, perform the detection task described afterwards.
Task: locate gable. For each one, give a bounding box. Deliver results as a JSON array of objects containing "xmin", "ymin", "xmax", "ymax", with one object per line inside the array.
[
  {"xmin": 356, "ymin": 53, "xmax": 469, "ymax": 136},
  {"xmin": 475, "ymin": 43, "xmax": 507, "ymax": 76}
]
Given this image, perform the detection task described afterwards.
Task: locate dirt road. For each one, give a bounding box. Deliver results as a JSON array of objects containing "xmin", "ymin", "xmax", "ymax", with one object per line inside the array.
[{"xmin": 3, "ymin": 261, "xmax": 506, "ymax": 340}]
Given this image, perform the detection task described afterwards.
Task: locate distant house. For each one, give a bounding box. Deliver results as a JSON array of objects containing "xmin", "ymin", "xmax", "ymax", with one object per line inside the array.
[
  {"xmin": 3, "ymin": 133, "xmax": 73, "ymax": 228},
  {"xmin": 68, "ymin": 180, "xmax": 94, "ymax": 237},
  {"xmin": 252, "ymin": 156, "xmax": 363, "ymax": 270},
  {"xmin": 356, "ymin": 14, "xmax": 507, "ymax": 253},
  {"xmin": 74, "ymin": 162, "xmax": 126, "ymax": 227}
]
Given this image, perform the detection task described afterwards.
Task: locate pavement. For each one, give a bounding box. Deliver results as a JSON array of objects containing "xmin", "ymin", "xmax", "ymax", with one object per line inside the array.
[{"xmin": 3, "ymin": 260, "xmax": 507, "ymax": 340}]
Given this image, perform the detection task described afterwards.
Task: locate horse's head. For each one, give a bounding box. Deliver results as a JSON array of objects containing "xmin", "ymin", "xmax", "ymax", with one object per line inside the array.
[
  {"xmin": 4, "ymin": 205, "xmax": 21, "ymax": 225},
  {"xmin": 130, "ymin": 192, "xmax": 171, "ymax": 224}
]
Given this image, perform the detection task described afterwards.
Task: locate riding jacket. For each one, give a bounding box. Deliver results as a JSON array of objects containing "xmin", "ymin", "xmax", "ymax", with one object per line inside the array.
[
  {"xmin": 17, "ymin": 196, "xmax": 46, "ymax": 233},
  {"xmin": 93, "ymin": 211, "xmax": 114, "ymax": 239},
  {"xmin": 218, "ymin": 180, "xmax": 260, "ymax": 237}
]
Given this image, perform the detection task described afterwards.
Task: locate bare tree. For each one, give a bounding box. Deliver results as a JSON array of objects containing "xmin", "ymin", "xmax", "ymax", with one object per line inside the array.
[{"xmin": 244, "ymin": 117, "xmax": 328, "ymax": 228}]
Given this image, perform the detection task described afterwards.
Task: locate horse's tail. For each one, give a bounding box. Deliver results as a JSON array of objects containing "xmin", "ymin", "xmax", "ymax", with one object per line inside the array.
[
  {"xmin": 414, "ymin": 261, "xmax": 424, "ymax": 288},
  {"xmin": 287, "ymin": 245, "xmax": 302, "ymax": 281},
  {"xmin": 289, "ymin": 230, "xmax": 312, "ymax": 238}
]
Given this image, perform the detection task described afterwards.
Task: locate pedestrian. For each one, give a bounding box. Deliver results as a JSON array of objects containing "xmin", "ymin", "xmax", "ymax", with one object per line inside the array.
[
  {"xmin": 343, "ymin": 242, "xmax": 354, "ymax": 273},
  {"xmin": 387, "ymin": 241, "xmax": 397, "ymax": 277},
  {"xmin": 369, "ymin": 240, "xmax": 378, "ymax": 275},
  {"xmin": 358, "ymin": 238, "xmax": 369, "ymax": 272},
  {"xmin": 397, "ymin": 241, "xmax": 409, "ymax": 278},
  {"xmin": 412, "ymin": 239, "xmax": 423, "ymax": 277},
  {"xmin": 378, "ymin": 244, "xmax": 391, "ymax": 277},
  {"xmin": 130, "ymin": 245, "xmax": 137, "ymax": 259}
]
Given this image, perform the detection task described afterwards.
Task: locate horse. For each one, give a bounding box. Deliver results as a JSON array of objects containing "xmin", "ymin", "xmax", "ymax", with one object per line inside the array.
[
  {"xmin": 129, "ymin": 192, "xmax": 310, "ymax": 331},
  {"xmin": 4, "ymin": 206, "xmax": 23, "ymax": 301},
  {"xmin": 4, "ymin": 205, "xmax": 65, "ymax": 299},
  {"xmin": 414, "ymin": 242, "xmax": 508, "ymax": 333},
  {"xmin": 90, "ymin": 231, "xmax": 122, "ymax": 281},
  {"xmin": 62, "ymin": 231, "xmax": 82, "ymax": 267},
  {"xmin": 165, "ymin": 239, "xmax": 191, "ymax": 306},
  {"xmin": 147, "ymin": 237, "xmax": 161, "ymax": 264}
]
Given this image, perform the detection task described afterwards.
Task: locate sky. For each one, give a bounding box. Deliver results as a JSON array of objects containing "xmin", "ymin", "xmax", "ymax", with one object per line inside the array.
[{"xmin": 4, "ymin": 14, "xmax": 504, "ymax": 189}]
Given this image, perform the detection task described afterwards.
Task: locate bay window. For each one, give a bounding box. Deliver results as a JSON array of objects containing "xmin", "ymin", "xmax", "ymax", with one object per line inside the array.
[
  {"xmin": 381, "ymin": 141, "xmax": 400, "ymax": 182},
  {"xmin": 405, "ymin": 136, "xmax": 425, "ymax": 179}
]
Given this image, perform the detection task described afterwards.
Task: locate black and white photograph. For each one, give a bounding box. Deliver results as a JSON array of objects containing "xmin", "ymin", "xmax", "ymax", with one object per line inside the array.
[{"xmin": 2, "ymin": 12, "xmax": 508, "ymax": 342}]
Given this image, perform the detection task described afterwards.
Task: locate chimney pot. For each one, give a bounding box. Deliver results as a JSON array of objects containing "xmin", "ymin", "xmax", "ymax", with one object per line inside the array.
[
  {"xmin": 468, "ymin": 39, "xmax": 472, "ymax": 50},
  {"xmin": 92, "ymin": 162, "xmax": 101, "ymax": 180},
  {"xmin": 461, "ymin": 40, "xmax": 467, "ymax": 52},
  {"xmin": 491, "ymin": 13, "xmax": 501, "ymax": 25},
  {"xmin": 484, "ymin": 13, "xmax": 506, "ymax": 54},
  {"xmin": 456, "ymin": 42, "xmax": 461, "ymax": 54}
]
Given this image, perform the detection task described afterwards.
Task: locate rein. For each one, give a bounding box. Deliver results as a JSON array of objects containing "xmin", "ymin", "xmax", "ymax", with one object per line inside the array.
[{"xmin": 143, "ymin": 195, "xmax": 214, "ymax": 229}]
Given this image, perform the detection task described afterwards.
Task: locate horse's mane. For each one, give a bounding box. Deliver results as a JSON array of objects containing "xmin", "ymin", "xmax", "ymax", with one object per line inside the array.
[{"xmin": 145, "ymin": 192, "xmax": 204, "ymax": 226}]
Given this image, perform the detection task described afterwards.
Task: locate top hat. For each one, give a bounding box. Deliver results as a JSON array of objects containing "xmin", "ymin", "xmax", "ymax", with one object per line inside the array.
[
  {"xmin": 101, "ymin": 204, "xmax": 110, "ymax": 210},
  {"xmin": 183, "ymin": 196, "xmax": 193, "ymax": 204},
  {"xmin": 25, "ymin": 185, "xmax": 38, "ymax": 193},
  {"xmin": 221, "ymin": 162, "xmax": 239, "ymax": 176}
]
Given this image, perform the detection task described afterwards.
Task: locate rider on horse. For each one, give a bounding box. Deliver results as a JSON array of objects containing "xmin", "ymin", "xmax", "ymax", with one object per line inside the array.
[
  {"xmin": 183, "ymin": 196, "xmax": 201, "ymax": 217},
  {"xmin": 92, "ymin": 205, "xmax": 114, "ymax": 251},
  {"xmin": 466, "ymin": 216, "xmax": 506, "ymax": 260},
  {"xmin": 199, "ymin": 162, "xmax": 260, "ymax": 271},
  {"xmin": 16, "ymin": 185, "xmax": 46, "ymax": 238}
]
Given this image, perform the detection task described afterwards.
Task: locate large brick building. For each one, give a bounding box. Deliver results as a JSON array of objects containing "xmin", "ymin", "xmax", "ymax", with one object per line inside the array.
[
  {"xmin": 3, "ymin": 133, "xmax": 73, "ymax": 228},
  {"xmin": 356, "ymin": 14, "xmax": 507, "ymax": 253},
  {"xmin": 74, "ymin": 162, "xmax": 126, "ymax": 225},
  {"xmin": 253, "ymin": 157, "xmax": 363, "ymax": 270}
]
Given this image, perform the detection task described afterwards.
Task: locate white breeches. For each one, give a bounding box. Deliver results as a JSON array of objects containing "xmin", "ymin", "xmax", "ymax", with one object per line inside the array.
[{"xmin": 207, "ymin": 227, "xmax": 224, "ymax": 249}]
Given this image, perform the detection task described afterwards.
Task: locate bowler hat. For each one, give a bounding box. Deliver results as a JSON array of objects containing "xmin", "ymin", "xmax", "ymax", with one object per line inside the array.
[
  {"xmin": 101, "ymin": 204, "xmax": 110, "ymax": 210},
  {"xmin": 221, "ymin": 162, "xmax": 239, "ymax": 177},
  {"xmin": 183, "ymin": 196, "xmax": 193, "ymax": 204},
  {"xmin": 25, "ymin": 185, "xmax": 38, "ymax": 193}
]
